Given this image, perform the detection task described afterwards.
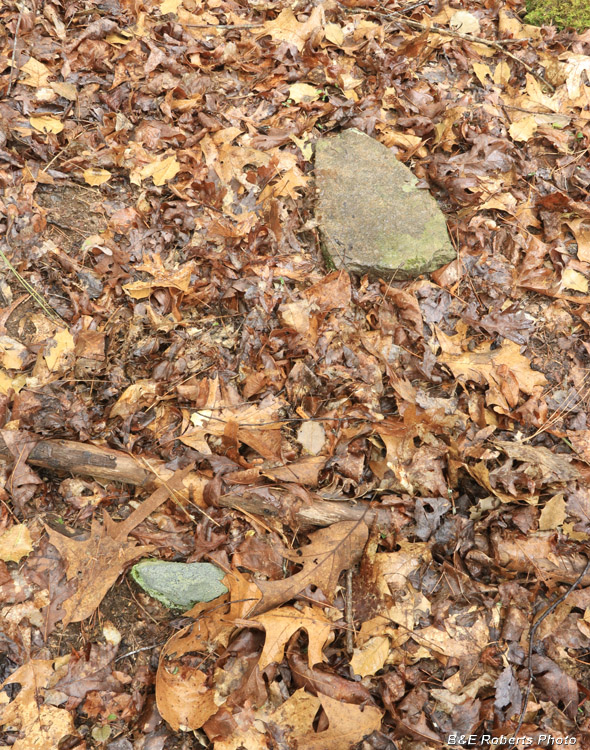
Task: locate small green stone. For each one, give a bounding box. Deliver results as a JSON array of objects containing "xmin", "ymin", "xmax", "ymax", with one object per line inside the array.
[{"xmin": 130, "ymin": 560, "xmax": 228, "ymax": 610}]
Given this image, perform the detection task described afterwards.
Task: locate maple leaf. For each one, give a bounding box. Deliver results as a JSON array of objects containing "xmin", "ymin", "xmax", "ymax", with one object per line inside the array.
[
  {"xmin": 253, "ymin": 520, "xmax": 368, "ymax": 615},
  {"xmin": 46, "ymin": 465, "xmax": 194, "ymax": 625}
]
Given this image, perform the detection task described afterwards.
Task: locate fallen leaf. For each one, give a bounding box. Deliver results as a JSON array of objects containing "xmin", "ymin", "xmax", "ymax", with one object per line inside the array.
[
  {"xmin": 0, "ymin": 336, "xmax": 30, "ymax": 370},
  {"xmin": 296, "ymin": 421, "xmax": 326, "ymax": 455},
  {"xmin": 509, "ymin": 116, "xmax": 538, "ymax": 142},
  {"xmin": 46, "ymin": 465, "xmax": 194, "ymax": 624},
  {"xmin": 449, "ymin": 11, "xmax": 480, "ymax": 35},
  {"xmin": 0, "ymin": 524, "xmax": 33, "ymax": 562},
  {"xmin": 350, "ymin": 636, "xmax": 390, "ymax": 678},
  {"xmin": 83, "ymin": 167, "xmax": 111, "ymax": 186},
  {"xmin": 437, "ymin": 330, "xmax": 547, "ymax": 395},
  {"xmin": 298, "ymin": 693, "xmax": 382, "ymax": 750},
  {"xmin": 19, "ymin": 58, "xmax": 51, "ymax": 87},
  {"xmin": 259, "ymin": 7, "xmax": 324, "ymax": 52},
  {"xmin": 561, "ymin": 267, "xmax": 588, "ymax": 293},
  {"xmin": 253, "ymin": 521, "xmax": 368, "ymax": 614},
  {"xmin": 29, "ymin": 115, "xmax": 64, "ymax": 134},
  {"xmin": 44, "ymin": 328, "xmax": 75, "ymax": 372},
  {"xmin": 539, "ymin": 494, "xmax": 566, "ymax": 530},
  {"xmin": 250, "ymin": 605, "xmax": 332, "ymax": 670},
  {"xmin": 288, "ymin": 82, "xmax": 321, "ymax": 103},
  {"xmin": 138, "ymin": 154, "xmax": 180, "ymax": 186}
]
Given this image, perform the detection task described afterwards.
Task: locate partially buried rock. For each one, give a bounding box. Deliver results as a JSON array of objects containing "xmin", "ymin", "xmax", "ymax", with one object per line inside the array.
[
  {"xmin": 315, "ymin": 129, "xmax": 455, "ymax": 279},
  {"xmin": 130, "ymin": 560, "xmax": 227, "ymax": 610}
]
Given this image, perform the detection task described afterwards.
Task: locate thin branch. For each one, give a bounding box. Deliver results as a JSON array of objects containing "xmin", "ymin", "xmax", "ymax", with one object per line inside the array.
[
  {"xmin": 7, "ymin": 1, "xmax": 25, "ymax": 97},
  {"xmin": 185, "ymin": 22, "xmax": 264, "ymax": 30},
  {"xmin": 512, "ymin": 557, "xmax": 590, "ymax": 737}
]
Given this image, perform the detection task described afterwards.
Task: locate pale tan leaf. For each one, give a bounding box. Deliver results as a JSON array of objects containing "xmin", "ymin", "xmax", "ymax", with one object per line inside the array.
[
  {"xmin": 252, "ymin": 605, "xmax": 332, "ymax": 669},
  {"xmin": 44, "ymin": 328, "xmax": 74, "ymax": 372},
  {"xmin": 324, "ymin": 23, "xmax": 344, "ymax": 46},
  {"xmin": 139, "ymin": 155, "xmax": 180, "ymax": 186},
  {"xmin": 350, "ymin": 636, "xmax": 389, "ymax": 678},
  {"xmin": 509, "ymin": 116, "xmax": 538, "ymax": 142},
  {"xmin": 296, "ymin": 421, "xmax": 326, "ymax": 455},
  {"xmin": 19, "ymin": 58, "xmax": 51, "ymax": 87},
  {"xmin": 298, "ymin": 694, "xmax": 382, "ymax": 750},
  {"xmin": 29, "ymin": 116, "xmax": 63, "ymax": 134},
  {"xmin": 561, "ymin": 267, "xmax": 588, "ymax": 293},
  {"xmin": 288, "ymin": 82, "xmax": 321, "ymax": 103},
  {"xmin": 539, "ymin": 494, "xmax": 566, "ymax": 531},
  {"xmin": 449, "ymin": 11, "xmax": 480, "ymax": 34},
  {"xmin": 0, "ymin": 524, "xmax": 33, "ymax": 563},
  {"xmin": 83, "ymin": 168, "xmax": 111, "ymax": 186},
  {"xmin": 259, "ymin": 7, "xmax": 324, "ymax": 52}
]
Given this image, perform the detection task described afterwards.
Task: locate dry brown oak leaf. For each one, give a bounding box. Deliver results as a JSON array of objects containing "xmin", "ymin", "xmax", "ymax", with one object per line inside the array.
[
  {"xmin": 46, "ymin": 464, "xmax": 194, "ymax": 625},
  {"xmin": 252, "ymin": 520, "xmax": 369, "ymax": 615}
]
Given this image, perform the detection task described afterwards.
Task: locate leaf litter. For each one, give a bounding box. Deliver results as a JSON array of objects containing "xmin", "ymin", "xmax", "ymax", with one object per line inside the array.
[{"xmin": 0, "ymin": 0, "xmax": 590, "ymax": 748}]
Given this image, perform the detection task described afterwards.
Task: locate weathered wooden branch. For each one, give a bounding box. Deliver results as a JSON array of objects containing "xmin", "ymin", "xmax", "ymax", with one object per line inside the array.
[
  {"xmin": 0, "ymin": 435, "xmax": 155, "ymax": 486},
  {"xmin": 0, "ymin": 434, "xmax": 397, "ymax": 528}
]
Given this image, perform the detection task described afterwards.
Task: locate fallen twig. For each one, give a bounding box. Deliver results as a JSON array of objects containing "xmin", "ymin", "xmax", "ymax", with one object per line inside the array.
[
  {"xmin": 337, "ymin": 2, "xmax": 556, "ymax": 92},
  {"xmin": 512, "ymin": 556, "xmax": 590, "ymax": 737},
  {"xmin": 7, "ymin": 1, "xmax": 25, "ymax": 97}
]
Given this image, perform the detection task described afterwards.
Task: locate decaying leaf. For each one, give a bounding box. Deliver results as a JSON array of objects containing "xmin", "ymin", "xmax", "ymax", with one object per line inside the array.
[
  {"xmin": 254, "ymin": 521, "xmax": 369, "ymax": 614},
  {"xmin": 46, "ymin": 466, "xmax": 194, "ymax": 624}
]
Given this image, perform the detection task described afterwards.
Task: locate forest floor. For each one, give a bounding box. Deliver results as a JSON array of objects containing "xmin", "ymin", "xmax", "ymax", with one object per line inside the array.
[{"xmin": 1, "ymin": 1, "xmax": 590, "ymax": 749}]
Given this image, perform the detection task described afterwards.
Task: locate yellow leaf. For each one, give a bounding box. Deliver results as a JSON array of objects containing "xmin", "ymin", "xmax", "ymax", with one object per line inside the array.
[
  {"xmin": 290, "ymin": 134, "xmax": 313, "ymax": 160},
  {"xmin": 288, "ymin": 82, "xmax": 321, "ymax": 103},
  {"xmin": 437, "ymin": 332, "xmax": 547, "ymax": 394},
  {"xmin": 50, "ymin": 82, "xmax": 77, "ymax": 100},
  {"xmin": 324, "ymin": 23, "xmax": 344, "ymax": 46},
  {"xmin": 449, "ymin": 10, "xmax": 480, "ymax": 35},
  {"xmin": 473, "ymin": 62, "xmax": 492, "ymax": 86},
  {"xmin": 44, "ymin": 328, "xmax": 75, "ymax": 372},
  {"xmin": 563, "ymin": 54, "xmax": 590, "ymax": 100},
  {"xmin": 160, "ymin": 0, "xmax": 183, "ymax": 13},
  {"xmin": 350, "ymin": 636, "xmax": 389, "ymax": 678},
  {"xmin": 259, "ymin": 6, "xmax": 324, "ymax": 52},
  {"xmin": 0, "ymin": 369, "xmax": 26, "ymax": 394},
  {"xmin": 561, "ymin": 267, "xmax": 588, "ymax": 293},
  {"xmin": 509, "ymin": 116, "xmax": 538, "ymax": 142},
  {"xmin": 29, "ymin": 116, "xmax": 63, "ymax": 134},
  {"xmin": 83, "ymin": 168, "xmax": 112, "ymax": 186},
  {"xmin": 258, "ymin": 166, "xmax": 308, "ymax": 203},
  {"xmin": 139, "ymin": 155, "xmax": 180, "ymax": 186},
  {"xmin": 493, "ymin": 61, "xmax": 511, "ymax": 85},
  {"xmin": 0, "ymin": 336, "xmax": 30, "ymax": 370},
  {"xmin": 105, "ymin": 32, "xmax": 132, "ymax": 45},
  {"xmin": 539, "ymin": 494, "xmax": 566, "ymax": 531},
  {"xmin": 566, "ymin": 218, "xmax": 590, "ymax": 263},
  {"xmin": 19, "ymin": 58, "xmax": 51, "ymax": 87},
  {"xmin": 0, "ymin": 524, "xmax": 33, "ymax": 562}
]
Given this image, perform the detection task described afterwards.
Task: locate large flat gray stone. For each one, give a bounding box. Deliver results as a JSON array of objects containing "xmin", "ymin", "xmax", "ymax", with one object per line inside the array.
[{"xmin": 315, "ymin": 129, "xmax": 455, "ymax": 279}]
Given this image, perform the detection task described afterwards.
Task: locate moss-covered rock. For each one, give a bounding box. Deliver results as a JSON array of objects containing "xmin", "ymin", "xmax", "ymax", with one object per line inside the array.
[{"xmin": 525, "ymin": 0, "xmax": 590, "ymax": 31}]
